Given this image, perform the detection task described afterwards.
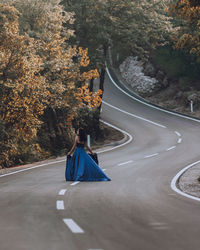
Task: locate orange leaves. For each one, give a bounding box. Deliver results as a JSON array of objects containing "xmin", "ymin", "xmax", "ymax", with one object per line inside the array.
[
  {"xmin": 76, "ymin": 84, "xmax": 102, "ymax": 108},
  {"xmin": 0, "ymin": 4, "xmax": 19, "ymax": 35},
  {"xmin": 0, "ymin": 1, "xmax": 101, "ymax": 150},
  {"xmin": 169, "ymin": 0, "xmax": 200, "ymax": 23},
  {"xmin": 80, "ymin": 69, "xmax": 99, "ymax": 81},
  {"xmin": 78, "ymin": 47, "xmax": 90, "ymax": 67},
  {"xmin": 169, "ymin": 0, "xmax": 200, "ymax": 61},
  {"xmin": 0, "ymin": 4, "xmax": 50, "ymax": 142}
]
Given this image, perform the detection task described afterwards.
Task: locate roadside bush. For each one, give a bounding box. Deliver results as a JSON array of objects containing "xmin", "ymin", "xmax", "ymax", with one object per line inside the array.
[
  {"xmin": 37, "ymin": 107, "xmax": 73, "ymax": 156},
  {"xmin": 152, "ymin": 45, "xmax": 200, "ymax": 80},
  {"xmin": 72, "ymin": 106, "xmax": 102, "ymax": 140}
]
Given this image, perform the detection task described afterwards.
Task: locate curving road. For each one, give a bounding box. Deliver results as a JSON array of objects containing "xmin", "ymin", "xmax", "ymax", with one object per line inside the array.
[{"xmin": 1, "ymin": 70, "xmax": 200, "ymax": 250}]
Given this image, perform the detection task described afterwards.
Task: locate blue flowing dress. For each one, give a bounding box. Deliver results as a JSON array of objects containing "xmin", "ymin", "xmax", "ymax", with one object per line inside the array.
[{"xmin": 65, "ymin": 143, "xmax": 111, "ymax": 181}]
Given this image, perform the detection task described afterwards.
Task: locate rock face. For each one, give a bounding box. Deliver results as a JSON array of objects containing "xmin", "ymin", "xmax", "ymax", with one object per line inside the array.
[
  {"xmin": 143, "ymin": 62, "xmax": 156, "ymax": 77},
  {"xmin": 119, "ymin": 56, "xmax": 159, "ymax": 95}
]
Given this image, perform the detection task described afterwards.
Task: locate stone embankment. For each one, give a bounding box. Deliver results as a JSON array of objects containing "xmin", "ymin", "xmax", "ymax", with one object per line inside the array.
[
  {"xmin": 119, "ymin": 56, "xmax": 169, "ymax": 95},
  {"xmin": 119, "ymin": 56, "xmax": 200, "ymax": 201}
]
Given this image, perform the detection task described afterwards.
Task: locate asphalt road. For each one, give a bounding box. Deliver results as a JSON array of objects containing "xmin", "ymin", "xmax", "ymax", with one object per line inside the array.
[{"xmin": 1, "ymin": 71, "xmax": 200, "ymax": 250}]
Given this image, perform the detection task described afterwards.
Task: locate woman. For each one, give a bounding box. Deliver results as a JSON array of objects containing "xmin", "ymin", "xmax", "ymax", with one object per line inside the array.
[{"xmin": 66, "ymin": 128, "xmax": 111, "ymax": 181}]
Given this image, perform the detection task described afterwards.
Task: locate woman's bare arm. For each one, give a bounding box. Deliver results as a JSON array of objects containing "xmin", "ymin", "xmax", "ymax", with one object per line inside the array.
[
  {"xmin": 67, "ymin": 136, "xmax": 78, "ymax": 155},
  {"xmin": 85, "ymin": 143, "xmax": 94, "ymax": 155}
]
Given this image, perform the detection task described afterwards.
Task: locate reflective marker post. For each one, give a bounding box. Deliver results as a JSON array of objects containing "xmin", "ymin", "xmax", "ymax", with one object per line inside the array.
[
  {"xmin": 87, "ymin": 135, "xmax": 90, "ymax": 147},
  {"xmin": 190, "ymin": 100, "xmax": 193, "ymax": 113}
]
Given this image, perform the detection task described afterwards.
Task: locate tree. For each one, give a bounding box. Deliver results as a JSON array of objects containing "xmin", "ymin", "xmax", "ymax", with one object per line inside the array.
[
  {"xmin": 0, "ymin": 1, "xmax": 101, "ymax": 167},
  {"xmin": 0, "ymin": 4, "xmax": 49, "ymax": 141},
  {"xmin": 169, "ymin": 0, "xmax": 200, "ymax": 61},
  {"xmin": 0, "ymin": 3, "xmax": 51, "ymax": 166},
  {"xmin": 62, "ymin": 0, "xmax": 173, "ymax": 94}
]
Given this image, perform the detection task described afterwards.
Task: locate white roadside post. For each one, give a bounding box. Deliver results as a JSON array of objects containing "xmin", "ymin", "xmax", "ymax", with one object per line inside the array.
[
  {"xmin": 87, "ymin": 134, "xmax": 91, "ymax": 147},
  {"xmin": 190, "ymin": 100, "xmax": 194, "ymax": 113}
]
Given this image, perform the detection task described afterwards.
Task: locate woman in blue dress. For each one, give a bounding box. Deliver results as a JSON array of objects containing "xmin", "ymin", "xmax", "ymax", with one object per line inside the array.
[{"xmin": 66, "ymin": 128, "xmax": 111, "ymax": 182}]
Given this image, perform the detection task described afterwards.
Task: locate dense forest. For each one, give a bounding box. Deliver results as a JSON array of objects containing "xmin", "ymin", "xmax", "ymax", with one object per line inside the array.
[{"xmin": 0, "ymin": 0, "xmax": 199, "ymax": 168}]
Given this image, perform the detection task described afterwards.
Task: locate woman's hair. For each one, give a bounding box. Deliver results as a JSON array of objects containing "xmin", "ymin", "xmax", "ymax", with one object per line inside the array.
[{"xmin": 77, "ymin": 128, "xmax": 87, "ymax": 142}]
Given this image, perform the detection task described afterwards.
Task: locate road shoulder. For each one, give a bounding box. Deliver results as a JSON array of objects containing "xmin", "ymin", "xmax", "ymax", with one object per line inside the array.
[
  {"xmin": 178, "ymin": 164, "xmax": 200, "ymax": 199},
  {"xmin": 0, "ymin": 120, "xmax": 127, "ymax": 177}
]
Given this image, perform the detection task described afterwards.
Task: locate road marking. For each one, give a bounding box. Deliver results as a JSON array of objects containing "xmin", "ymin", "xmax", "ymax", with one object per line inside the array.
[
  {"xmin": 106, "ymin": 66, "xmax": 200, "ymax": 124},
  {"xmin": 171, "ymin": 160, "xmax": 200, "ymax": 202},
  {"xmin": 102, "ymin": 168, "xmax": 107, "ymax": 171},
  {"xmin": 98, "ymin": 120, "xmax": 133, "ymax": 153},
  {"xmin": 70, "ymin": 181, "xmax": 80, "ymax": 186},
  {"xmin": 58, "ymin": 189, "xmax": 67, "ymax": 195},
  {"xmin": 166, "ymin": 146, "xmax": 176, "ymax": 151},
  {"xmin": 144, "ymin": 153, "xmax": 159, "ymax": 159},
  {"xmin": 103, "ymin": 101, "xmax": 166, "ymax": 129},
  {"xmin": 178, "ymin": 138, "xmax": 182, "ymax": 144},
  {"xmin": 56, "ymin": 200, "xmax": 65, "ymax": 210},
  {"xmin": 0, "ymin": 120, "xmax": 132, "ymax": 178},
  {"xmin": 149, "ymin": 222, "xmax": 169, "ymax": 230},
  {"xmin": 118, "ymin": 160, "xmax": 133, "ymax": 166},
  {"xmin": 175, "ymin": 131, "xmax": 181, "ymax": 137},
  {"xmin": 153, "ymin": 226, "xmax": 169, "ymax": 230},
  {"xmin": 0, "ymin": 159, "xmax": 65, "ymax": 178},
  {"xmin": 106, "ymin": 67, "xmax": 200, "ymax": 202},
  {"xmin": 63, "ymin": 219, "xmax": 84, "ymax": 233}
]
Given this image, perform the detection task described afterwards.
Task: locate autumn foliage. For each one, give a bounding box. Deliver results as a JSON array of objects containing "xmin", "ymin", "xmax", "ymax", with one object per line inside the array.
[
  {"xmin": 169, "ymin": 0, "xmax": 200, "ymax": 61},
  {"xmin": 0, "ymin": 1, "xmax": 102, "ymax": 168},
  {"xmin": 76, "ymin": 84, "xmax": 102, "ymax": 108}
]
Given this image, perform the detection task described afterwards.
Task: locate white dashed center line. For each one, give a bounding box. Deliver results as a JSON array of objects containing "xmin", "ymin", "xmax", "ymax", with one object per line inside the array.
[
  {"xmin": 70, "ymin": 181, "xmax": 80, "ymax": 186},
  {"xmin": 175, "ymin": 131, "xmax": 181, "ymax": 137},
  {"xmin": 166, "ymin": 146, "xmax": 176, "ymax": 151},
  {"xmin": 178, "ymin": 138, "xmax": 182, "ymax": 144},
  {"xmin": 58, "ymin": 189, "xmax": 67, "ymax": 195},
  {"xmin": 144, "ymin": 153, "xmax": 159, "ymax": 159},
  {"xmin": 56, "ymin": 200, "xmax": 65, "ymax": 210},
  {"xmin": 118, "ymin": 160, "xmax": 133, "ymax": 166},
  {"xmin": 63, "ymin": 219, "xmax": 84, "ymax": 233}
]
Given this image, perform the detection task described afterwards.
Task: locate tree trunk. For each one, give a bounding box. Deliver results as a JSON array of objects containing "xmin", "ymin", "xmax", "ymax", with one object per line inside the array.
[
  {"xmin": 99, "ymin": 68, "xmax": 105, "ymax": 92},
  {"xmin": 89, "ymin": 78, "xmax": 94, "ymax": 92},
  {"xmin": 98, "ymin": 68, "xmax": 106, "ymax": 111},
  {"xmin": 98, "ymin": 44, "xmax": 108, "ymax": 111}
]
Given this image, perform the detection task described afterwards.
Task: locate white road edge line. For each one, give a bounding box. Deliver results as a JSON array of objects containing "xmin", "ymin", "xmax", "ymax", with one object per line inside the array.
[
  {"xmin": 118, "ymin": 160, "xmax": 133, "ymax": 166},
  {"xmin": 144, "ymin": 153, "xmax": 159, "ymax": 159},
  {"xmin": 171, "ymin": 160, "xmax": 200, "ymax": 202},
  {"xmin": 178, "ymin": 138, "xmax": 182, "ymax": 144},
  {"xmin": 58, "ymin": 189, "xmax": 67, "ymax": 195},
  {"xmin": 166, "ymin": 146, "xmax": 176, "ymax": 151},
  {"xmin": 70, "ymin": 181, "xmax": 80, "ymax": 186},
  {"xmin": 63, "ymin": 219, "xmax": 84, "ymax": 233},
  {"xmin": 0, "ymin": 159, "xmax": 66, "ymax": 178},
  {"xmin": 56, "ymin": 200, "xmax": 65, "ymax": 210},
  {"xmin": 106, "ymin": 66, "xmax": 200, "ymax": 124},
  {"xmin": 175, "ymin": 131, "xmax": 181, "ymax": 137},
  {"xmin": 0, "ymin": 121, "xmax": 132, "ymax": 178},
  {"xmin": 97, "ymin": 120, "xmax": 133, "ymax": 154},
  {"xmin": 103, "ymin": 100, "xmax": 166, "ymax": 129},
  {"xmin": 106, "ymin": 66, "xmax": 200, "ymax": 202}
]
